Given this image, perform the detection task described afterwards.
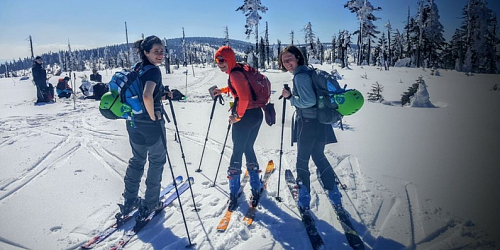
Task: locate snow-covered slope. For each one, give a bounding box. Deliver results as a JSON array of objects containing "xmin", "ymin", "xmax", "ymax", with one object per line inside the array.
[{"xmin": 0, "ymin": 63, "xmax": 498, "ymax": 250}]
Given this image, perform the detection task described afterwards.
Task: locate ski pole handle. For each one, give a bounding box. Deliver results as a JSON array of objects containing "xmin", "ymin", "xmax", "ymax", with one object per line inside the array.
[
  {"xmin": 217, "ymin": 94, "xmax": 224, "ymax": 105},
  {"xmin": 279, "ymin": 84, "xmax": 291, "ymax": 100}
]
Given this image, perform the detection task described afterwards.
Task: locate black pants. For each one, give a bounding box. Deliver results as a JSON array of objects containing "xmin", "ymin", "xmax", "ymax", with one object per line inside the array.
[
  {"xmin": 296, "ymin": 117, "xmax": 336, "ymax": 192},
  {"xmin": 229, "ymin": 108, "xmax": 263, "ymax": 169},
  {"xmin": 36, "ymin": 85, "xmax": 45, "ymax": 102}
]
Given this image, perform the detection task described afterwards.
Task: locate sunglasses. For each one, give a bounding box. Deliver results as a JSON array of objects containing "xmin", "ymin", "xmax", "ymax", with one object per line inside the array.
[{"xmin": 215, "ymin": 58, "xmax": 227, "ymax": 64}]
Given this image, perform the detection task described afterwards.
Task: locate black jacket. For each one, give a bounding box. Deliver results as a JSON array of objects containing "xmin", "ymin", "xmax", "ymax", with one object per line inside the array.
[
  {"xmin": 90, "ymin": 73, "xmax": 102, "ymax": 82},
  {"xmin": 32, "ymin": 62, "xmax": 47, "ymax": 87}
]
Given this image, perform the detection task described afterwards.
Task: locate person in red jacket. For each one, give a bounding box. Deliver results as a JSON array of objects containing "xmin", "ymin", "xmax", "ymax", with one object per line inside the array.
[{"xmin": 211, "ymin": 46, "xmax": 263, "ymax": 211}]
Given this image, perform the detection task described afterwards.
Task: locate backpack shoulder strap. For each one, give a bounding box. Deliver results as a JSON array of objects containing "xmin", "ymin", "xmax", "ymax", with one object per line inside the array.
[
  {"xmin": 229, "ymin": 64, "xmax": 257, "ymax": 101},
  {"xmin": 139, "ymin": 64, "xmax": 155, "ymax": 76}
]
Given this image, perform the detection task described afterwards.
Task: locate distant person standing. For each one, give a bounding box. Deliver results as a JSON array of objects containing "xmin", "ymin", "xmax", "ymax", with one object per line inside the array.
[
  {"xmin": 32, "ymin": 56, "xmax": 53, "ymax": 103},
  {"xmin": 90, "ymin": 69, "xmax": 102, "ymax": 82}
]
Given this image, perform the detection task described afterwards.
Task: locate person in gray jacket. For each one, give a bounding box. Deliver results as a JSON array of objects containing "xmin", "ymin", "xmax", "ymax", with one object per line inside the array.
[{"xmin": 279, "ymin": 45, "xmax": 341, "ymax": 212}]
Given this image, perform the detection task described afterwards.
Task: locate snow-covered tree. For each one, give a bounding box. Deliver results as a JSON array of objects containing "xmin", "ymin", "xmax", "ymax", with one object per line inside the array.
[
  {"xmin": 265, "ymin": 22, "xmax": 270, "ymax": 67},
  {"xmin": 259, "ymin": 37, "xmax": 265, "ymax": 68},
  {"xmin": 422, "ymin": 0, "xmax": 445, "ymax": 68},
  {"xmin": 374, "ymin": 32, "xmax": 388, "ymax": 67},
  {"xmin": 316, "ymin": 38, "xmax": 324, "ymax": 64},
  {"xmin": 236, "ymin": 0, "xmax": 268, "ymax": 68},
  {"xmin": 385, "ymin": 21, "xmax": 392, "ymax": 66},
  {"xmin": 331, "ymin": 35, "xmax": 337, "ymax": 62},
  {"xmin": 302, "ymin": 22, "xmax": 316, "ymax": 60},
  {"xmin": 344, "ymin": 0, "xmax": 381, "ymax": 65},
  {"xmin": 224, "ymin": 26, "xmax": 229, "ymax": 46},
  {"xmin": 401, "ymin": 79, "xmax": 419, "ymax": 106},
  {"xmin": 367, "ymin": 81, "xmax": 384, "ymax": 101},
  {"xmin": 391, "ymin": 29, "xmax": 404, "ymax": 65},
  {"xmin": 164, "ymin": 38, "xmax": 171, "ymax": 74},
  {"xmin": 337, "ymin": 30, "xmax": 351, "ymax": 68},
  {"xmin": 410, "ymin": 76, "xmax": 434, "ymax": 107},
  {"xmin": 103, "ymin": 46, "xmax": 112, "ymax": 69}
]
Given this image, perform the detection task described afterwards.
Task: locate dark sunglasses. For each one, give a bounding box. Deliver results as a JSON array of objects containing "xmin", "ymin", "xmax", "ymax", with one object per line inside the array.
[{"xmin": 215, "ymin": 58, "xmax": 227, "ymax": 64}]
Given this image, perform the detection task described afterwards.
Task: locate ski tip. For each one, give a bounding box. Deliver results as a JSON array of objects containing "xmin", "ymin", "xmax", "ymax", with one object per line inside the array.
[{"xmin": 188, "ymin": 176, "xmax": 194, "ymax": 183}]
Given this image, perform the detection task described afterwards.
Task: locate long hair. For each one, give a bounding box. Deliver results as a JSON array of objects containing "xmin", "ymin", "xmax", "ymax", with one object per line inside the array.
[
  {"xmin": 278, "ymin": 45, "xmax": 306, "ymax": 72},
  {"xmin": 133, "ymin": 35, "xmax": 163, "ymax": 62}
]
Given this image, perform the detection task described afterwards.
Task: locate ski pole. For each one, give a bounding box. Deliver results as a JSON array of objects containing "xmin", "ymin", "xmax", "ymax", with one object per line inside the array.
[
  {"xmin": 275, "ymin": 84, "xmax": 291, "ymax": 202},
  {"xmin": 196, "ymin": 94, "xmax": 224, "ymax": 173},
  {"xmin": 211, "ymin": 122, "xmax": 231, "ymax": 187},
  {"xmin": 164, "ymin": 86, "xmax": 198, "ymax": 211},
  {"xmin": 158, "ymin": 123, "xmax": 196, "ymax": 248}
]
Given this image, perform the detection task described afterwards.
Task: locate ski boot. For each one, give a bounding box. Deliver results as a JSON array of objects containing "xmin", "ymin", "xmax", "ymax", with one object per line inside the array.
[
  {"xmin": 250, "ymin": 189, "xmax": 261, "ymax": 208},
  {"xmin": 227, "ymin": 167, "xmax": 241, "ymax": 211},
  {"xmin": 248, "ymin": 163, "xmax": 262, "ymax": 208},
  {"xmin": 228, "ymin": 193, "xmax": 238, "ymax": 212},
  {"xmin": 116, "ymin": 197, "xmax": 142, "ymax": 225},
  {"xmin": 297, "ymin": 179, "xmax": 311, "ymax": 212}
]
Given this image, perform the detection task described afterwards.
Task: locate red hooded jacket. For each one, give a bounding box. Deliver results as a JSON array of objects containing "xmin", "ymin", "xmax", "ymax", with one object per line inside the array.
[{"xmin": 215, "ymin": 46, "xmax": 260, "ymax": 119}]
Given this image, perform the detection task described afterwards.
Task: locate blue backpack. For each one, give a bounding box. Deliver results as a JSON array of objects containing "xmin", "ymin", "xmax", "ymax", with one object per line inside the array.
[{"xmin": 99, "ymin": 63, "xmax": 154, "ymax": 121}]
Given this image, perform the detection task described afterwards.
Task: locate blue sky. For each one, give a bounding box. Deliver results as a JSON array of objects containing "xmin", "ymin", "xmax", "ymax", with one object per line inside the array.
[{"xmin": 0, "ymin": 0, "xmax": 498, "ymax": 62}]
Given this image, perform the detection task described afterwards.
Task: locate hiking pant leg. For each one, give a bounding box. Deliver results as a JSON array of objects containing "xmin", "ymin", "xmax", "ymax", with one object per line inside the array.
[
  {"xmin": 244, "ymin": 109, "xmax": 263, "ymax": 191},
  {"xmin": 296, "ymin": 117, "xmax": 319, "ymax": 192},
  {"xmin": 311, "ymin": 141, "xmax": 336, "ymax": 191},
  {"xmin": 143, "ymin": 136, "xmax": 166, "ymax": 207},
  {"xmin": 36, "ymin": 85, "xmax": 44, "ymax": 102},
  {"xmin": 310, "ymin": 123, "xmax": 340, "ymax": 204},
  {"xmin": 230, "ymin": 109, "xmax": 261, "ymax": 169},
  {"xmin": 123, "ymin": 137, "xmax": 148, "ymax": 200},
  {"xmin": 243, "ymin": 108, "xmax": 263, "ymax": 166},
  {"xmin": 229, "ymin": 108, "xmax": 262, "ymax": 192}
]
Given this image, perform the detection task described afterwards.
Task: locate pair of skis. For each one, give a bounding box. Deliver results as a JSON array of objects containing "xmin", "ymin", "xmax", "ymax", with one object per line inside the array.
[
  {"xmin": 80, "ymin": 176, "xmax": 192, "ymax": 249},
  {"xmin": 284, "ymin": 169, "xmax": 326, "ymax": 250},
  {"xmin": 324, "ymin": 181, "xmax": 364, "ymax": 250},
  {"xmin": 216, "ymin": 160, "xmax": 274, "ymax": 231},
  {"xmin": 285, "ymin": 169, "xmax": 365, "ymax": 250}
]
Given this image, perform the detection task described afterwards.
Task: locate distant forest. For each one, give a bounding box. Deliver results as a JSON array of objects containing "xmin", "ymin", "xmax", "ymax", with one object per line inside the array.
[{"xmin": 0, "ymin": 37, "xmax": 253, "ymax": 76}]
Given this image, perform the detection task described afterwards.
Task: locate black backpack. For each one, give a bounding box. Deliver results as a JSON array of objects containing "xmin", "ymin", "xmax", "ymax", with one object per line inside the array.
[
  {"xmin": 171, "ymin": 89, "xmax": 185, "ymax": 101},
  {"xmin": 92, "ymin": 83, "xmax": 109, "ymax": 100}
]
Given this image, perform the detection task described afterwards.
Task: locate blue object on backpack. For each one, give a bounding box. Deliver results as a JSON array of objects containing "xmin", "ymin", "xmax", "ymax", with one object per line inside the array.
[{"xmin": 107, "ymin": 63, "xmax": 155, "ymax": 120}]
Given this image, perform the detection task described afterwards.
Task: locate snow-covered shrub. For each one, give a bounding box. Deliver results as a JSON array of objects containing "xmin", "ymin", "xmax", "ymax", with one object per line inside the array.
[
  {"xmin": 410, "ymin": 77, "xmax": 435, "ymax": 107},
  {"xmin": 394, "ymin": 58, "xmax": 412, "ymax": 67}
]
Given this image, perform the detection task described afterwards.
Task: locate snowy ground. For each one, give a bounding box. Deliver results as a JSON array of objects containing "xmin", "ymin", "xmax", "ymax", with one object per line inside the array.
[{"xmin": 0, "ymin": 62, "xmax": 499, "ymax": 250}]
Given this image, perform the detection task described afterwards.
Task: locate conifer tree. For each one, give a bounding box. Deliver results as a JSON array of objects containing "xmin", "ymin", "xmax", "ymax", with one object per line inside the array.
[
  {"xmin": 367, "ymin": 81, "xmax": 384, "ymax": 101},
  {"xmin": 401, "ymin": 78, "xmax": 421, "ymax": 106},
  {"xmin": 236, "ymin": 0, "xmax": 268, "ymax": 68}
]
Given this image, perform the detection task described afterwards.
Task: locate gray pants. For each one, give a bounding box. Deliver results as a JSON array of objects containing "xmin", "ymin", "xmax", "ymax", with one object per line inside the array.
[{"xmin": 123, "ymin": 135, "xmax": 166, "ymax": 208}]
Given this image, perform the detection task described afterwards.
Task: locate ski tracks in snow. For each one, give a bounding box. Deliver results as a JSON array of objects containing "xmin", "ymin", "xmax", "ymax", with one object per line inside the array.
[
  {"xmin": 0, "ymin": 101, "xmax": 129, "ymax": 202},
  {"xmin": 325, "ymin": 153, "xmax": 497, "ymax": 250}
]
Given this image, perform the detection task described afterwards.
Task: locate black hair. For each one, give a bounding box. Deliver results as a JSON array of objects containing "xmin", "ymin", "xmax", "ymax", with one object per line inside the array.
[
  {"xmin": 278, "ymin": 45, "xmax": 305, "ymax": 72},
  {"xmin": 134, "ymin": 35, "xmax": 163, "ymax": 62}
]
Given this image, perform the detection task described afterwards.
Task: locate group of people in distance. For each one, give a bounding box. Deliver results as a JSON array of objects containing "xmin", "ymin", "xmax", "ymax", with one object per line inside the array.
[
  {"xmin": 116, "ymin": 35, "xmax": 345, "ymax": 225},
  {"xmin": 32, "ymin": 56, "xmax": 106, "ymax": 104}
]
